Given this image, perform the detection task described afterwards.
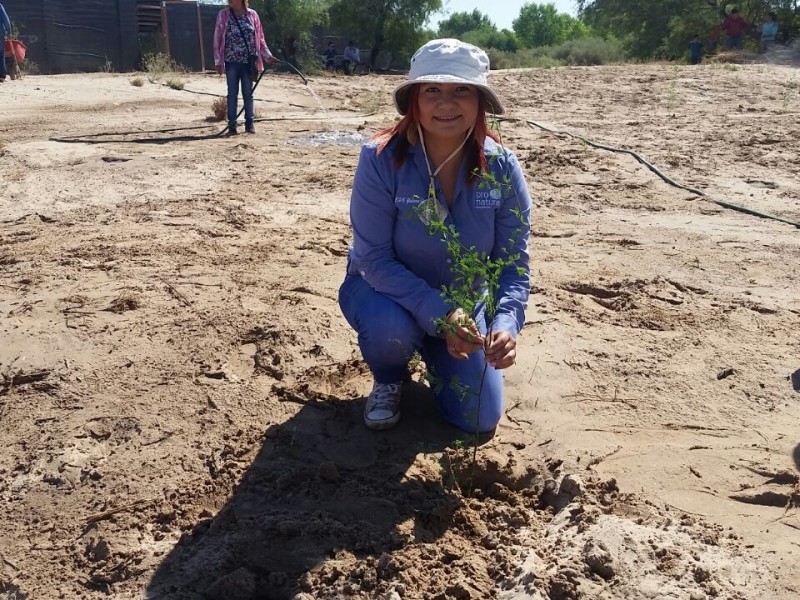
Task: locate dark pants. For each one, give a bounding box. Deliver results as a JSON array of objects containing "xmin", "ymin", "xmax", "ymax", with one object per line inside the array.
[
  {"xmin": 225, "ymin": 61, "xmax": 254, "ymax": 131},
  {"xmin": 0, "ymin": 54, "xmax": 7, "ymax": 80},
  {"xmin": 725, "ymin": 35, "xmax": 743, "ymax": 50}
]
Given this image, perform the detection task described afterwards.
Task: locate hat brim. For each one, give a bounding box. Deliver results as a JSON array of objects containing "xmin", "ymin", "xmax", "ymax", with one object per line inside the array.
[{"xmin": 393, "ymin": 76, "xmax": 505, "ymax": 116}]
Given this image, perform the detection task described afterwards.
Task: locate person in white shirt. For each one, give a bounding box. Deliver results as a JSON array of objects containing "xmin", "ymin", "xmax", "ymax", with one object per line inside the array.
[
  {"xmin": 760, "ymin": 12, "xmax": 779, "ymax": 53},
  {"xmin": 343, "ymin": 41, "xmax": 360, "ymax": 74}
]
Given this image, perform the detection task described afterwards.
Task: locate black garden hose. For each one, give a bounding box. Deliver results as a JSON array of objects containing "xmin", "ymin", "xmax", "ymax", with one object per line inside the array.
[
  {"xmin": 49, "ymin": 60, "xmax": 316, "ymax": 145},
  {"xmin": 497, "ymin": 115, "xmax": 800, "ymax": 230}
]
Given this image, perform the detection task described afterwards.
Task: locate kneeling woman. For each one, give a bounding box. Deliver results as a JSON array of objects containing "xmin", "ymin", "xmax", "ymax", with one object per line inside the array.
[{"xmin": 339, "ymin": 39, "xmax": 532, "ymax": 433}]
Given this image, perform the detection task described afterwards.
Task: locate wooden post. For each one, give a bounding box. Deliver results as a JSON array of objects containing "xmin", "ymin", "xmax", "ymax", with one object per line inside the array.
[
  {"xmin": 196, "ymin": 1, "xmax": 205, "ymax": 72},
  {"xmin": 161, "ymin": 1, "xmax": 170, "ymax": 57}
]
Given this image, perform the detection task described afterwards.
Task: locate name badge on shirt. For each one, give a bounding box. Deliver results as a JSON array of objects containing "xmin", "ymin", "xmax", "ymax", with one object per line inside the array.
[{"xmin": 394, "ymin": 195, "xmax": 424, "ymax": 205}]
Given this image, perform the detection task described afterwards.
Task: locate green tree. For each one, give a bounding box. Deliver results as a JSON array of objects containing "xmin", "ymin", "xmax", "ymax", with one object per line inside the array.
[
  {"xmin": 437, "ymin": 9, "xmax": 495, "ymax": 38},
  {"xmin": 578, "ymin": 0, "xmax": 705, "ymax": 57},
  {"xmin": 251, "ymin": 0, "xmax": 332, "ymax": 69},
  {"xmin": 463, "ymin": 28, "xmax": 519, "ymax": 52},
  {"xmin": 328, "ymin": 0, "xmax": 442, "ymax": 67},
  {"xmin": 435, "ymin": 9, "xmax": 518, "ymax": 52},
  {"xmin": 578, "ymin": 0, "xmax": 800, "ymax": 58},
  {"xmin": 513, "ymin": 2, "xmax": 589, "ymax": 48}
]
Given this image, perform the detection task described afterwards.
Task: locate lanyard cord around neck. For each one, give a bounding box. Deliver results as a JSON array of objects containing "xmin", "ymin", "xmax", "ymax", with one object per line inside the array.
[{"xmin": 416, "ymin": 122, "xmax": 475, "ymax": 201}]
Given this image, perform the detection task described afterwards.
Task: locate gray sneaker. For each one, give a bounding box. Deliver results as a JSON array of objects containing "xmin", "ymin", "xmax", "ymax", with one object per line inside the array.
[{"xmin": 364, "ymin": 382, "xmax": 402, "ymax": 430}]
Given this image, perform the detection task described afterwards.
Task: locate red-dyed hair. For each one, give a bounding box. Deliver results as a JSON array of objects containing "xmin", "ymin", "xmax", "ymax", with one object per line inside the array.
[{"xmin": 374, "ymin": 85, "xmax": 500, "ymax": 185}]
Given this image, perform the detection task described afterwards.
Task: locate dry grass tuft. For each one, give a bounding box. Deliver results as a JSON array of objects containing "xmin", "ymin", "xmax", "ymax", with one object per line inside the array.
[
  {"xmin": 104, "ymin": 291, "xmax": 142, "ymax": 314},
  {"xmin": 211, "ymin": 97, "xmax": 226, "ymax": 121}
]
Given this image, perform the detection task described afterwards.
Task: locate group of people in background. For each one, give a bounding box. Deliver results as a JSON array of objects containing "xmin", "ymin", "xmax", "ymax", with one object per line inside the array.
[
  {"xmin": 324, "ymin": 40, "xmax": 362, "ymax": 74},
  {"xmin": 690, "ymin": 8, "xmax": 781, "ymax": 64}
]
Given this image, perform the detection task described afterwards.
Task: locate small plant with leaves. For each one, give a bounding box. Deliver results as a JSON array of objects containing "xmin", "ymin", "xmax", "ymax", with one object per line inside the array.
[
  {"xmin": 415, "ymin": 120, "xmax": 529, "ymax": 494},
  {"xmin": 130, "ymin": 77, "xmax": 144, "ymax": 87},
  {"xmin": 439, "ymin": 439, "xmax": 471, "ymax": 493}
]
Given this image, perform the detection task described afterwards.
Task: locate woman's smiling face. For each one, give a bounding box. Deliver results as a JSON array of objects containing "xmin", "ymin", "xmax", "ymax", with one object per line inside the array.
[{"xmin": 416, "ymin": 83, "xmax": 479, "ymax": 142}]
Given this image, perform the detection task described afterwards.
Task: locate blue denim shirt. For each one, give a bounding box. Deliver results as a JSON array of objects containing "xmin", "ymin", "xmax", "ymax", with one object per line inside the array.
[{"xmin": 347, "ymin": 136, "xmax": 531, "ymax": 338}]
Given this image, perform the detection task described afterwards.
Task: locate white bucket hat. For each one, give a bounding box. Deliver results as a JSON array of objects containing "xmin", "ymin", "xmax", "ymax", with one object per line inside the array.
[{"xmin": 393, "ymin": 38, "xmax": 505, "ymax": 116}]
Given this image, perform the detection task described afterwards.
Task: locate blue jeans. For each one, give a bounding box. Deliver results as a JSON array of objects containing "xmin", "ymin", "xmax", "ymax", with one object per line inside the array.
[
  {"xmin": 225, "ymin": 61, "xmax": 253, "ymax": 130},
  {"xmin": 725, "ymin": 35, "xmax": 743, "ymax": 50},
  {"xmin": 338, "ymin": 274, "xmax": 504, "ymax": 433},
  {"xmin": 0, "ymin": 54, "xmax": 6, "ymax": 80}
]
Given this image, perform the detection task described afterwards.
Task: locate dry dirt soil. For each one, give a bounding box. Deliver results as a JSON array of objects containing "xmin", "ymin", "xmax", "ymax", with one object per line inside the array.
[{"xmin": 1, "ymin": 62, "xmax": 799, "ymax": 600}]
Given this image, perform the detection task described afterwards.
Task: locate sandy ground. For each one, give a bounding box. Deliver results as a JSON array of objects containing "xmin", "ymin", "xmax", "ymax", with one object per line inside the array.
[{"xmin": 1, "ymin": 62, "xmax": 799, "ymax": 600}]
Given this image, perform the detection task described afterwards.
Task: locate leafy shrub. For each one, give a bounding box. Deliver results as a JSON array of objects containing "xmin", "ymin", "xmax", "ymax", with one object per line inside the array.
[
  {"xmin": 658, "ymin": 10, "xmax": 719, "ymax": 60},
  {"xmin": 165, "ymin": 77, "xmax": 185, "ymax": 90},
  {"xmin": 488, "ymin": 37, "xmax": 625, "ymax": 69},
  {"xmin": 130, "ymin": 77, "xmax": 144, "ymax": 87},
  {"xmin": 463, "ymin": 27, "xmax": 519, "ymax": 53},
  {"xmin": 142, "ymin": 52, "xmax": 185, "ymax": 83},
  {"xmin": 19, "ymin": 59, "xmax": 39, "ymax": 75},
  {"xmin": 488, "ymin": 47, "xmax": 561, "ymax": 69},
  {"xmin": 289, "ymin": 34, "xmax": 322, "ymax": 74},
  {"xmin": 549, "ymin": 37, "xmax": 626, "ymax": 65},
  {"xmin": 211, "ymin": 97, "xmax": 226, "ymax": 121}
]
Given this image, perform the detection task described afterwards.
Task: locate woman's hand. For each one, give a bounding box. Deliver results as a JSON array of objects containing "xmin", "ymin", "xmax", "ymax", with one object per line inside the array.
[
  {"xmin": 444, "ymin": 309, "xmax": 484, "ymax": 360},
  {"xmin": 484, "ymin": 330, "xmax": 517, "ymax": 370},
  {"xmin": 216, "ymin": 65, "xmax": 224, "ymax": 75}
]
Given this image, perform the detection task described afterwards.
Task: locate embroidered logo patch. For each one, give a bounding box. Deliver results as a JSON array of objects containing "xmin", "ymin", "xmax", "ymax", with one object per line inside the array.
[{"xmin": 475, "ymin": 190, "xmax": 502, "ymax": 208}]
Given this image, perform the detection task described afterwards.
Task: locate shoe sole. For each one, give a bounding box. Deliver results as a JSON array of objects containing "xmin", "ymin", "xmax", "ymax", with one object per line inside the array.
[{"xmin": 364, "ymin": 411, "xmax": 400, "ymax": 431}]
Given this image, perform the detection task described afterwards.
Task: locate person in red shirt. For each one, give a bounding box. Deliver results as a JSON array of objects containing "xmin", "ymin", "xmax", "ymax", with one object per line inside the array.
[{"xmin": 721, "ymin": 8, "xmax": 746, "ymax": 50}]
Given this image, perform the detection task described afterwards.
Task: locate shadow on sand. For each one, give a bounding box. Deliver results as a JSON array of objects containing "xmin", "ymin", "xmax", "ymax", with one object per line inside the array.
[{"xmin": 145, "ymin": 381, "xmax": 489, "ymax": 599}]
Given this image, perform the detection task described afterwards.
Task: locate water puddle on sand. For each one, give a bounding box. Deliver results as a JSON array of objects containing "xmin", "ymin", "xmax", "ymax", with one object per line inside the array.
[
  {"xmin": 286, "ymin": 79, "xmax": 367, "ymax": 146},
  {"xmin": 287, "ymin": 130, "xmax": 366, "ymax": 147}
]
